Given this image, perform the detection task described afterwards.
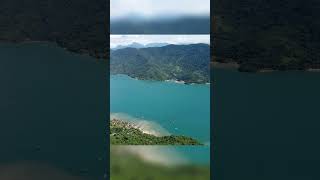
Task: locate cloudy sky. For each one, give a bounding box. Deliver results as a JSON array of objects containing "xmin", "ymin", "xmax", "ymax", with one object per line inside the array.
[
  {"xmin": 111, "ymin": 0, "xmax": 210, "ymax": 20},
  {"xmin": 110, "ymin": 35, "xmax": 210, "ymax": 48}
]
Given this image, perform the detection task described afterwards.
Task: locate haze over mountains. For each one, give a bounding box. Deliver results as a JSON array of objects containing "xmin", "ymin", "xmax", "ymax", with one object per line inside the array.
[
  {"xmin": 112, "ymin": 42, "xmax": 170, "ymax": 50},
  {"xmin": 111, "ymin": 43, "xmax": 210, "ymax": 83}
]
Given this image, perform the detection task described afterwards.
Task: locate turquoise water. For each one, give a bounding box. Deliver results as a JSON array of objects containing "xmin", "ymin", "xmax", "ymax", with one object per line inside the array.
[
  {"xmin": 110, "ymin": 74, "xmax": 210, "ymax": 144},
  {"xmin": 173, "ymin": 146, "xmax": 210, "ymax": 165}
]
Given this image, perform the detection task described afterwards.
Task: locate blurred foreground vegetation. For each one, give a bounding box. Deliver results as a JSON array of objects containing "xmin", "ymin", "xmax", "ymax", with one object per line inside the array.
[{"xmin": 110, "ymin": 147, "xmax": 210, "ymax": 180}]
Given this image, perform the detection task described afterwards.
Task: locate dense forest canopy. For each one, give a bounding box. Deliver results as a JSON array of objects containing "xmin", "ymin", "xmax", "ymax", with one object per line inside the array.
[
  {"xmin": 0, "ymin": 0, "xmax": 107, "ymax": 59},
  {"xmin": 111, "ymin": 44, "xmax": 210, "ymax": 84},
  {"xmin": 213, "ymin": 0, "xmax": 320, "ymax": 72}
]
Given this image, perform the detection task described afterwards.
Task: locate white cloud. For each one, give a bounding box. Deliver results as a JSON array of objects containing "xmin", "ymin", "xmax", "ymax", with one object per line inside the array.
[
  {"xmin": 110, "ymin": 35, "xmax": 210, "ymax": 48},
  {"xmin": 111, "ymin": 0, "xmax": 210, "ymax": 19}
]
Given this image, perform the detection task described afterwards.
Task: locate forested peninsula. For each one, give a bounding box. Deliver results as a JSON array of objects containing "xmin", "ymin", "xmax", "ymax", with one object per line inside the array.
[{"xmin": 110, "ymin": 119, "xmax": 203, "ymax": 145}]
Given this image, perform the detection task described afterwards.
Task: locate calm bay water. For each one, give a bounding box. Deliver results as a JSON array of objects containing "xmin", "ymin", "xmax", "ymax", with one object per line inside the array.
[
  {"xmin": 213, "ymin": 68, "xmax": 320, "ymax": 180},
  {"xmin": 0, "ymin": 43, "xmax": 107, "ymax": 179},
  {"xmin": 110, "ymin": 74, "xmax": 210, "ymax": 165},
  {"xmin": 110, "ymin": 74, "xmax": 210, "ymax": 144}
]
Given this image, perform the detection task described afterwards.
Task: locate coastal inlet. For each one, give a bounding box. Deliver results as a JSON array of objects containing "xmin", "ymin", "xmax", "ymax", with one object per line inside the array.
[{"xmin": 110, "ymin": 74, "xmax": 210, "ymax": 145}]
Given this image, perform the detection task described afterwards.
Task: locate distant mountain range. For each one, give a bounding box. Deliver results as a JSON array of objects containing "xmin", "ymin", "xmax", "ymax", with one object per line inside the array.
[
  {"xmin": 111, "ymin": 43, "xmax": 210, "ymax": 84},
  {"xmin": 111, "ymin": 16, "xmax": 210, "ymax": 34},
  {"xmin": 112, "ymin": 42, "xmax": 170, "ymax": 50}
]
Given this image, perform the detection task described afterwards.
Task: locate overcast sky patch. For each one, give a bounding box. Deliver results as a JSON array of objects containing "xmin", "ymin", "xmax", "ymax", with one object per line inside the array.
[{"xmin": 111, "ymin": 0, "xmax": 210, "ymax": 20}]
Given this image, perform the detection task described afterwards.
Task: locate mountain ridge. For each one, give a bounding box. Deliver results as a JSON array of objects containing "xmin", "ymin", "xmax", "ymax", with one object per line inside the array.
[{"xmin": 112, "ymin": 42, "xmax": 170, "ymax": 50}]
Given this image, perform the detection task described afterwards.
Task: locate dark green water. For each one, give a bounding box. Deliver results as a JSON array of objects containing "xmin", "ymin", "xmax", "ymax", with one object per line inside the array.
[
  {"xmin": 0, "ymin": 43, "xmax": 107, "ymax": 179},
  {"xmin": 213, "ymin": 68, "xmax": 320, "ymax": 180}
]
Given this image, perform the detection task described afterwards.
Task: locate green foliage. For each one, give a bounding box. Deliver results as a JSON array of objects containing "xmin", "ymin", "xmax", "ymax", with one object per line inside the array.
[
  {"xmin": 110, "ymin": 44, "xmax": 210, "ymax": 84},
  {"xmin": 110, "ymin": 119, "xmax": 203, "ymax": 145},
  {"xmin": 213, "ymin": 0, "xmax": 320, "ymax": 71},
  {"xmin": 111, "ymin": 148, "xmax": 210, "ymax": 180},
  {"xmin": 0, "ymin": 0, "xmax": 107, "ymax": 59}
]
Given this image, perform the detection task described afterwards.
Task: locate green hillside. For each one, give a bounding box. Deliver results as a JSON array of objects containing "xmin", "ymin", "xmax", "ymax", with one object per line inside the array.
[{"xmin": 111, "ymin": 44, "xmax": 210, "ymax": 83}]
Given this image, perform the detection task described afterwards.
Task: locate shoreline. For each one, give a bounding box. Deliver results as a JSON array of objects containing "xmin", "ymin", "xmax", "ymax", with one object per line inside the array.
[
  {"xmin": 212, "ymin": 61, "xmax": 320, "ymax": 73},
  {"xmin": 165, "ymin": 79, "xmax": 186, "ymax": 84},
  {"xmin": 110, "ymin": 113, "xmax": 171, "ymax": 137},
  {"xmin": 111, "ymin": 74, "xmax": 210, "ymax": 85},
  {"xmin": 211, "ymin": 61, "xmax": 240, "ymax": 70},
  {"xmin": 110, "ymin": 118, "xmax": 161, "ymax": 137},
  {"xmin": 0, "ymin": 39, "xmax": 106, "ymax": 60},
  {"xmin": 307, "ymin": 68, "xmax": 320, "ymax": 72},
  {"xmin": 110, "ymin": 119, "xmax": 203, "ymax": 145}
]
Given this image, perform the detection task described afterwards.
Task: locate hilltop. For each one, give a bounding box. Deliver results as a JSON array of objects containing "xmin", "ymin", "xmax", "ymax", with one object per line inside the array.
[{"xmin": 112, "ymin": 42, "xmax": 170, "ymax": 50}]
